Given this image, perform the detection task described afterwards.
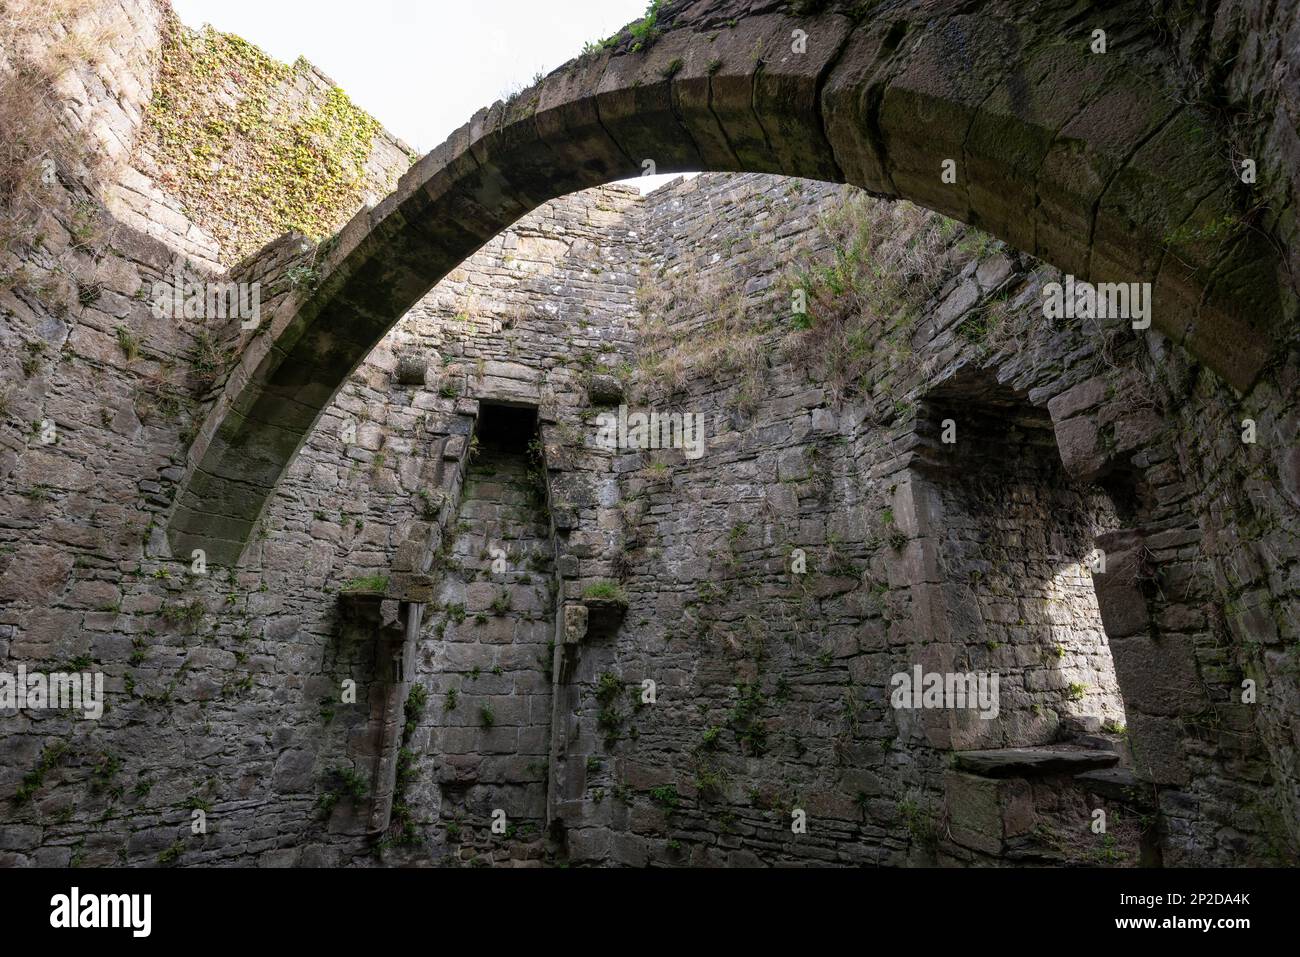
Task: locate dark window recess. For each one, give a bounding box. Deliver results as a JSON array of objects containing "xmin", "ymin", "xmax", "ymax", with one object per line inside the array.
[{"xmin": 475, "ymin": 402, "xmax": 539, "ymax": 453}]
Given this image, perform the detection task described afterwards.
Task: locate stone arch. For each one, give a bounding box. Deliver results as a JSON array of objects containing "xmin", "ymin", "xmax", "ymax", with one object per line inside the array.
[{"xmin": 167, "ymin": 0, "xmax": 1292, "ymax": 567}]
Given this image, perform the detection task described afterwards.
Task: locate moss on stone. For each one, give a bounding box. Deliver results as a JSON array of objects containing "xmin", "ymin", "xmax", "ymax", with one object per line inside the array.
[
  {"xmin": 145, "ymin": 11, "xmax": 406, "ymax": 262},
  {"xmin": 583, "ymin": 580, "xmax": 628, "ymax": 606},
  {"xmin": 340, "ymin": 574, "xmax": 388, "ymax": 593}
]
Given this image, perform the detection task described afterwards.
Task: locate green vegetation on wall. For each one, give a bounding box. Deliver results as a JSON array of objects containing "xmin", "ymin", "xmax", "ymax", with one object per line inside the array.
[{"xmin": 146, "ymin": 13, "xmax": 408, "ymax": 262}]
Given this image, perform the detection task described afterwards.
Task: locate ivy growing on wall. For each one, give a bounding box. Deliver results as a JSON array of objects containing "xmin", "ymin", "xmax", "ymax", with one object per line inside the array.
[{"xmin": 145, "ymin": 12, "xmax": 409, "ymax": 262}]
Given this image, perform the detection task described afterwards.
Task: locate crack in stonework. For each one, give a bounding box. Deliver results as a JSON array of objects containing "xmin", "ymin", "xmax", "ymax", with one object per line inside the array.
[
  {"xmin": 664, "ymin": 73, "xmax": 710, "ymax": 171},
  {"xmin": 948, "ymin": 19, "xmax": 1036, "ymax": 224},
  {"xmin": 592, "ymin": 84, "xmax": 642, "ymax": 174},
  {"xmin": 1025, "ymin": 52, "xmax": 1128, "ymax": 260},
  {"xmin": 1150, "ymin": 179, "xmax": 1231, "ymax": 315},
  {"xmin": 748, "ymin": 60, "xmax": 778, "ymax": 165},
  {"xmin": 863, "ymin": 18, "xmax": 916, "ymax": 196}
]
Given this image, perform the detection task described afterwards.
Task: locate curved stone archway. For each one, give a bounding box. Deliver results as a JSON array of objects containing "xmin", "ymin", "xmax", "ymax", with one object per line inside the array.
[{"xmin": 168, "ymin": 0, "xmax": 1292, "ymax": 566}]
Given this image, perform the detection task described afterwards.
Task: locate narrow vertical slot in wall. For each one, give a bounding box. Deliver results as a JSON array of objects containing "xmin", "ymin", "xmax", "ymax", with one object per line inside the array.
[{"xmin": 418, "ymin": 401, "xmax": 557, "ymax": 863}]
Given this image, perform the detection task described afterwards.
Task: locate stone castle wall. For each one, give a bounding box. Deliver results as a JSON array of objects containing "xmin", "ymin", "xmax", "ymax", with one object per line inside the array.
[
  {"xmin": 2, "ymin": 2, "xmax": 1298, "ymax": 869},
  {"xmin": 0, "ymin": 74, "xmax": 653, "ymax": 858},
  {"xmin": 9, "ymin": 0, "xmax": 412, "ymax": 272},
  {"xmin": 548, "ymin": 172, "xmax": 1298, "ymax": 866},
  {"xmin": 4, "ymin": 156, "xmax": 1298, "ymax": 867}
]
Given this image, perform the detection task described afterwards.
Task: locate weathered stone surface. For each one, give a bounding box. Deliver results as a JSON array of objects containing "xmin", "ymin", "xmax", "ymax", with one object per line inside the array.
[
  {"xmin": 395, "ymin": 354, "xmax": 427, "ymax": 386},
  {"xmin": 1108, "ymin": 633, "xmax": 1206, "ymax": 717},
  {"xmin": 563, "ymin": 604, "xmax": 588, "ymax": 646},
  {"xmin": 586, "ymin": 374, "xmax": 623, "ymax": 406},
  {"xmin": 2, "ymin": 0, "xmax": 1298, "ymax": 871},
  {"xmin": 1075, "ymin": 767, "xmax": 1157, "ymax": 806},
  {"xmin": 170, "ymin": 0, "xmax": 1289, "ymax": 564},
  {"xmin": 953, "ymin": 748, "xmax": 1120, "ymax": 778}
]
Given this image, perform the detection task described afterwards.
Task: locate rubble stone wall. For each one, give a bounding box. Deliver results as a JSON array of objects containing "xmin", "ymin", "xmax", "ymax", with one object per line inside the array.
[{"xmin": 2, "ymin": 2, "xmax": 1298, "ymax": 870}]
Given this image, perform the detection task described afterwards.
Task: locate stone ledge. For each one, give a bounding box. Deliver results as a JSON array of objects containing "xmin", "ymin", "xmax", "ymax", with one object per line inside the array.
[
  {"xmin": 952, "ymin": 747, "xmax": 1120, "ymax": 778},
  {"xmin": 1074, "ymin": 767, "xmax": 1158, "ymax": 807}
]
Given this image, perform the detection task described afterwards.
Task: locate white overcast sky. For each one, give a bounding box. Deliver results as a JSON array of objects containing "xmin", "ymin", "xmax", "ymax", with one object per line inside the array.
[{"xmin": 169, "ymin": 0, "xmax": 690, "ymax": 192}]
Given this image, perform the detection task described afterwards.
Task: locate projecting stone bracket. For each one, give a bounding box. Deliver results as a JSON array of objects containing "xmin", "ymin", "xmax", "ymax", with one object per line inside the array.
[
  {"xmin": 555, "ymin": 602, "xmax": 588, "ymax": 682},
  {"xmin": 951, "ymin": 747, "xmax": 1120, "ymax": 777},
  {"xmin": 943, "ymin": 748, "xmax": 1127, "ymax": 861},
  {"xmin": 394, "ymin": 352, "xmax": 428, "ymax": 386},
  {"xmin": 585, "ymin": 373, "xmax": 624, "ymax": 406},
  {"xmin": 563, "ymin": 602, "xmax": 588, "ymax": 639}
]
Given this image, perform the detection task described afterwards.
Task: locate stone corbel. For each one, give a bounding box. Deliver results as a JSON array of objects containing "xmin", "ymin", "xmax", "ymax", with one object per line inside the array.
[{"xmin": 583, "ymin": 595, "xmax": 626, "ymax": 636}]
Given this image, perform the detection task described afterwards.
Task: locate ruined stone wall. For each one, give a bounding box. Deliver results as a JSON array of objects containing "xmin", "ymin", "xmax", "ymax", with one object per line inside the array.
[
  {"xmin": 4, "ymin": 162, "xmax": 1297, "ymax": 867},
  {"xmin": 1152, "ymin": 344, "xmax": 1300, "ymax": 859},
  {"xmin": 1147, "ymin": 0, "xmax": 1300, "ymax": 296},
  {"xmin": 918, "ymin": 395, "xmax": 1127, "ymax": 744},
  {"xmin": 549, "ymin": 171, "xmax": 1297, "ymax": 867},
  {"xmin": 3, "ymin": 0, "xmax": 1298, "ymax": 866},
  {"xmin": 0, "ymin": 3, "xmax": 373, "ymax": 868},
  {"xmin": 1, "ymin": 0, "xmax": 637, "ymax": 866},
  {"xmin": 263, "ymin": 183, "xmax": 644, "ymax": 866},
  {"xmin": 6, "ymin": 0, "xmax": 220, "ymax": 271},
  {"xmin": 553, "ymin": 175, "xmax": 942, "ymax": 866},
  {"xmin": 8, "ymin": 0, "xmax": 413, "ymax": 272},
  {"xmin": 0, "ymin": 192, "xmax": 258, "ymax": 866},
  {"xmin": 126, "ymin": 6, "xmax": 415, "ymax": 268}
]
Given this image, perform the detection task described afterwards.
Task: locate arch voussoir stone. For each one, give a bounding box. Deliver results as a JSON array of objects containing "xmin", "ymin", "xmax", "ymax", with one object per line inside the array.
[
  {"xmin": 595, "ymin": 36, "xmax": 708, "ymax": 173},
  {"xmin": 877, "ymin": 13, "xmax": 1027, "ymax": 226},
  {"xmin": 820, "ymin": 22, "xmax": 906, "ymax": 195},
  {"xmin": 167, "ymin": 0, "xmax": 1295, "ymax": 568},
  {"xmin": 737, "ymin": 13, "xmax": 853, "ymax": 179},
  {"xmin": 1038, "ymin": 85, "xmax": 1178, "ymax": 282},
  {"xmin": 966, "ymin": 39, "xmax": 1125, "ymax": 264}
]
